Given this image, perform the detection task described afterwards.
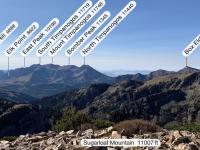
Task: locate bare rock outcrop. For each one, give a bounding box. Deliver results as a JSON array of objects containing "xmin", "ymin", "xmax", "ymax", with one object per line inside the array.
[{"xmin": 0, "ymin": 128, "xmax": 199, "ymax": 150}]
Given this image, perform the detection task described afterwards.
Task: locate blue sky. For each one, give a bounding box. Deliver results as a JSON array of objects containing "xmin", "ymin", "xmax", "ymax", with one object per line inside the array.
[{"xmin": 0, "ymin": 0, "xmax": 200, "ymax": 71}]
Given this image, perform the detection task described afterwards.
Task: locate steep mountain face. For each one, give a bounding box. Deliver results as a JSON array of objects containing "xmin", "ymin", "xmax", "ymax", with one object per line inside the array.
[
  {"xmin": 37, "ymin": 83, "xmax": 110, "ymax": 109},
  {"xmin": 0, "ymin": 64, "xmax": 114, "ymax": 99},
  {"xmin": 0, "ymin": 90, "xmax": 37, "ymax": 103},
  {"xmin": 0, "ymin": 98, "xmax": 55, "ymax": 137},
  {"xmin": 0, "ymin": 99, "xmax": 16, "ymax": 115},
  {"xmin": 82, "ymin": 72, "xmax": 200, "ymax": 125}
]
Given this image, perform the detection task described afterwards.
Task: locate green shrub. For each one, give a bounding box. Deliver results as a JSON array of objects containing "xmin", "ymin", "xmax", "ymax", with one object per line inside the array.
[
  {"xmin": 165, "ymin": 122, "xmax": 200, "ymax": 133},
  {"xmin": 52, "ymin": 107, "xmax": 87, "ymax": 132},
  {"xmin": 94, "ymin": 119, "xmax": 113, "ymax": 129}
]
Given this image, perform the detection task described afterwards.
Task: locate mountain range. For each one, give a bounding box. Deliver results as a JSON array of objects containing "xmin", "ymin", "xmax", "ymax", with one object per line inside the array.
[
  {"xmin": 37, "ymin": 66, "xmax": 200, "ymax": 125},
  {"xmin": 0, "ymin": 65, "xmax": 200, "ymax": 137},
  {"xmin": 0, "ymin": 64, "xmax": 198, "ymax": 101},
  {"xmin": 0, "ymin": 64, "xmax": 114, "ymax": 99}
]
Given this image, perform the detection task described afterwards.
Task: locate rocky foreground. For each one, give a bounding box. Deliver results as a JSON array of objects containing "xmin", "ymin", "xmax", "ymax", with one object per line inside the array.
[{"xmin": 0, "ymin": 127, "xmax": 199, "ymax": 150}]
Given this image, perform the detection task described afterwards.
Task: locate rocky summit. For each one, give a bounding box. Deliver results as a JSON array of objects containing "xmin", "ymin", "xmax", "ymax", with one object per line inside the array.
[{"xmin": 0, "ymin": 128, "xmax": 199, "ymax": 150}]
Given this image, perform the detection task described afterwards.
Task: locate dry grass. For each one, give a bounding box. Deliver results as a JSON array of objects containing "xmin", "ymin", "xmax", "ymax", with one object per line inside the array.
[
  {"xmin": 113, "ymin": 119, "xmax": 163, "ymax": 136},
  {"xmin": 80, "ymin": 123, "xmax": 93, "ymax": 131}
]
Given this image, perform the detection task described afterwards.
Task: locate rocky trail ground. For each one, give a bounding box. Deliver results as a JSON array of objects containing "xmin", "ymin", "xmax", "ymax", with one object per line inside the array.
[{"xmin": 0, "ymin": 127, "xmax": 199, "ymax": 150}]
